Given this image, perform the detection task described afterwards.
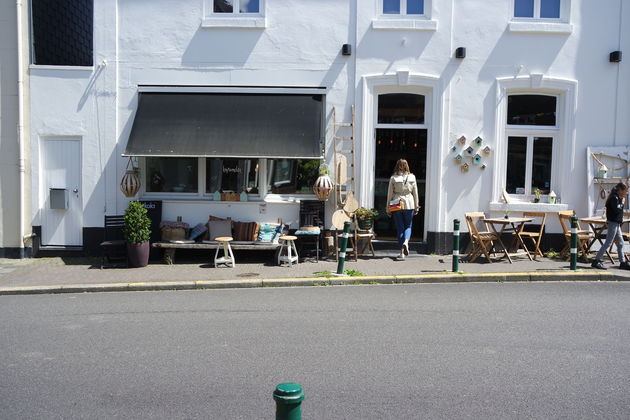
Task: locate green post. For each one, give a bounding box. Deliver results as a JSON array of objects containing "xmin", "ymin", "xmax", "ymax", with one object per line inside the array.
[
  {"xmin": 336, "ymin": 221, "xmax": 351, "ymax": 275},
  {"xmin": 570, "ymin": 215, "xmax": 577, "ymax": 271},
  {"xmin": 452, "ymin": 219, "xmax": 460, "ymax": 272},
  {"xmin": 274, "ymin": 382, "xmax": 304, "ymax": 420}
]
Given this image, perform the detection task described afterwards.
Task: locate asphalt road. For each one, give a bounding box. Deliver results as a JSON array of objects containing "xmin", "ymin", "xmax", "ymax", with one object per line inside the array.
[{"xmin": 1, "ymin": 282, "xmax": 629, "ymax": 419}]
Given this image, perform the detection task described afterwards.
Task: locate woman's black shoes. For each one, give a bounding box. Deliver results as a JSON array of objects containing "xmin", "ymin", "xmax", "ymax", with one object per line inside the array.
[
  {"xmin": 620, "ymin": 261, "xmax": 630, "ymax": 270},
  {"xmin": 591, "ymin": 260, "xmax": 605, "ymax": 269}
]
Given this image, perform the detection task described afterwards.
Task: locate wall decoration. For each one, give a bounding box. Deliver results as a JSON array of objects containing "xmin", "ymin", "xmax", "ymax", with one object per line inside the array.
[
  {"xmin": 455, "ymin": 153, "xmax": 463, "ymax": 163},
  {"xmin": 464, "ymin": 146, "xmax": 475, "ymax": 156},
  {"xmin": 474, "ymin": 136, "xmax": 483, "ymax": 147},
  {"xmin": 482, "ymin": 145, "xmax": 492, "ymax": 155},
  {"xmin": 458, "ymin": 135, "xmax": 466, "ymax": 145},
  {"xmin": 472, "ymin": 154, "xmax": 482, "ymax": 165},
  {"xmin": 460, "ymin": 163, "xmax": 469, "ymax": 173}
]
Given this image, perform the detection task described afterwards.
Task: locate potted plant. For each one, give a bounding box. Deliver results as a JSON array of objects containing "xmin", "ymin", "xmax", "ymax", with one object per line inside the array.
[
  {"xmin": 123, "ymin": 201, "xmax": 152, "ymax": 267},
  {"xmin": 355, "ymin": 207, "xmax": 379, "ymax": 230},
  {"xmin": 533, "ymin": 188, "xmax": 541, "ymax": 203}
]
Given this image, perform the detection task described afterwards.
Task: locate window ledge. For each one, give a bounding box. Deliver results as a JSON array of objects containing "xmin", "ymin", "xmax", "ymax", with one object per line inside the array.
[
  {"xmin": 202, "ymin": 16, "xmax": 266, "ymax": 28},
  {"xmin": 29, "ymin": 65, "xmax": 94, "ymax": 71},
  {"xmin": 372, "ymin": 18, "xmax": 437, "ymax": 31},
  {"xmin": 489, "ymin": 201, "xmax": 569, "ymax": 213},
  {"xmin": 508, "ymin": 21, "xmax": 573, "ymax": 34}
]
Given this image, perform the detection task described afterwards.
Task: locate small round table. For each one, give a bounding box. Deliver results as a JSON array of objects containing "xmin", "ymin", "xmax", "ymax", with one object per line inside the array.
[
  {"xmin": 214, "ymin": 236, "xmax": 235, "ymax": 268},
  {"xmin": 278, "ymin": 235, "xmax": 299, "ymax": 267}
]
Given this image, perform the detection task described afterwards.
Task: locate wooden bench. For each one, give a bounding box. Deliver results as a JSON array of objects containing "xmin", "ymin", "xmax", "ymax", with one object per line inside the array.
[{"xmin": 153, "ymin": 241, "xmax": 281, "ymax": 265}]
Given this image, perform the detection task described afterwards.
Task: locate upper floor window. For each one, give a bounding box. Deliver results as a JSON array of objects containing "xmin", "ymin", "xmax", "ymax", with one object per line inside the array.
[
  {"xmin": 214, "ymin": 0, "xmax": 260, "ymax": 14},
  {"xmin": 507, "ymin": 95, "xmax": 556, "ymax": 126},
  {"xmin": 383, "ymin": 0, "xmax": 424, "ymax": 15},
  {"xmin": 31, "ymin": 0, "xmax": 93, "ymax": 66},
  {"xmin": 514, "ymin": 0, "xmax": 561, "ymax": 19}
]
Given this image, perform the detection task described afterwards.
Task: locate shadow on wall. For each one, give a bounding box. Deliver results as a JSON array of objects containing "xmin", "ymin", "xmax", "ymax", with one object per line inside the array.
[{"xmin": 182, "ymin": 28, "xmax": 264, "ymax": 67}]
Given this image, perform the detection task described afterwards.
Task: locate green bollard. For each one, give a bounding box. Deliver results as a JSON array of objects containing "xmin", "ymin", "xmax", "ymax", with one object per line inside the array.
[
  {"xmin": 570, "ymin": 215, "xmax": 577, "ymax": 270},
  {"xmin": 274, "ymin": 382, "xmax": 304, "ymax": 420},
  {"xmin": 452, "ymin": 219, "xmax": 460, "ymax": 272},
  {"xmin": 336, "ymin": 221, "xmax": 351, "ymax": 275}
]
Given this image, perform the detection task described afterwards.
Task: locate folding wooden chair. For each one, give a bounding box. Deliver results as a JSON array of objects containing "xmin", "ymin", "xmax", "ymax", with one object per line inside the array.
[
  {"xmin": 557, "ymin": 210, "xmax": 593, "ymax": 261},
  {"xmin": 519, "ymin": 212, "xmax": 547, "ymax": 259},
  {"xmin": 100, "ymin": 215, "xmax": 127, "ymax": 268},
  {"xmin": 465, "ymin": 212, "xmax": 500, "ymax": 263}
]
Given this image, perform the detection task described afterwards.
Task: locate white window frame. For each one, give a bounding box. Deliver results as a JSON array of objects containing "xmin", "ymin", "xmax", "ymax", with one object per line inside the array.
[
  {"xmin": 372, "ymin": 0, "xmax": 437, "ymax": 31},
  {"xmin": 505, "ymin": 133, "xmax": 557, "ymax": 196},
  {"xmin": 492, "ymin": 76, "xmax": 577, "ymax": 209},
  {"xmin": 509, "ymin": 0, "xmax": 572, "ymax": 34},
  {"xmin": 202, "ymin": 0, "xmax": 266, "ymax": 29}
]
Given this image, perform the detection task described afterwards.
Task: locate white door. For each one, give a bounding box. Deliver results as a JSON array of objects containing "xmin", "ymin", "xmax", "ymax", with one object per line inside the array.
[{"xmin": 41, "ymin": 139, "xmax": 82, "ymax": 246}]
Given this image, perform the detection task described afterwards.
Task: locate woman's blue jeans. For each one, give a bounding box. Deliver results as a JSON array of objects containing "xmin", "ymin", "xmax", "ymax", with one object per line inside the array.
[
  {"xmin": 595, "ymin": 221, "xmax": 626, "ymax": 263},
  {"xmin": 393, "ymin": 209, "xmax": 414, "ymax": 248}
]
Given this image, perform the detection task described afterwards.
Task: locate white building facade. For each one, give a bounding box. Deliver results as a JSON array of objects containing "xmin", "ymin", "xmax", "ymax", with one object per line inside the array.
[{"xmin": 8, "ymin": 0, "xmax": 630, "ymax": 256}]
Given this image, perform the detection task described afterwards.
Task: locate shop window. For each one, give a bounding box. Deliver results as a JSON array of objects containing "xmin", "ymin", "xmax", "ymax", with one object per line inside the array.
[
  {"xmin": 507, "ymin": 95, "xmax": 556, "ymax": 126},
  {"xmin": 146, "ymin": 157, "xmax": 198, "ymax": 193},
  {"xmin": 206, "ymin": 158, "xmax": 259, "ymax": 194},
  {"xmin": 506, "ymin": 136, "xmax": 553, "ymax": 195},
  {"xmin": 266, "ymin": 159, "xmax": 319, "ymax": 195},
  {"xmin": 514, "ymin": 0, "xmax": 561, "ymax": 19},
  {"xmin": 377, "ymin": 93, "xmax": 425, "ymax": 124},
  {"xmin": 31, "ymin": 0, "xmax": 93, "ymax": 66},
  {"xmin": 382, "ymin": 0, "xmax": 424, "ymax": 15},
  {"xmin": 213, "ymin": 0, "xmax": 260, "ymax": 14}
]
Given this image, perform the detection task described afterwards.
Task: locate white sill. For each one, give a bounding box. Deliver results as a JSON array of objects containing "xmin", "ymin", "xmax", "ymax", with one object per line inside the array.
[
  {"xmin": 372, "ymin": 18, "xmax": 437, "ymax": 31},
  {"xmin": 201, "ymin": 16, "xmax": 266, "ymax": 28},
  {"xmin": 489, "ymin": 201, "xmax": 569, "ymax": 213},
  {"xmin": 29, "ymin": 65, "xmax": 94, "ymax": 72},
  {"xmin": 508, "ymin": 21, "xmax": 573, "ymax": 34}
]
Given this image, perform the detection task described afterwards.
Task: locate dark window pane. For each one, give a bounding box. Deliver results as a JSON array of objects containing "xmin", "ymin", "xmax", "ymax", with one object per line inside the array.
[
  {"xmin": 32, "ymin": 0, "xmax": 93, "ymax": 66},
  {"xmin": 206, "ymin": 158, "xmax": 259, "ymax": 194},
  {"xmin": 266, "ymin": 159, "xmax": 319, "ymax": 194},
  {"xmin": 507, "ymin": 95, "xmax": 556, "ymax": 126},
  {"xmin": 146, "ymin": 157, "xmax": 198, "ymax": 193},
  {"xmin": 407, "ymin": 0, "xmax": 424, "ymax": 14},
  {"xmin": 214, "ymin": 0, "xmax": 233, "ymax": 13},
  {"xmin": 377, "ymin": 94, "xmax": 425, "ymax": 124},
  {"xmin": 514, "ymin": 0, "xmax": 534, "ymax": 17},
  {"xmin": 531, "ymin": 137, "xmax": 553, "ymax": 192},
  {"xmin": 506, "ymin": 137, "xmax": 527, "ymax": 194},
  {"xmin": 540, "ymin": 0, "xmax": 560, "ymax": 18},
  {"xmin": 383, "ymin": 0, "xmax": 400, "ymax": 14},
  {"xmin": 240, "ymin": 0, "xmax": 259, "ymax": 13}
]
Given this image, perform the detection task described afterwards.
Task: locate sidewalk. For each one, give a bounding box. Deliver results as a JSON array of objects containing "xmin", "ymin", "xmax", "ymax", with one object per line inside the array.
[{"xmin": 1, "ymin": 250, "xmax": 628, "ymax": 295}]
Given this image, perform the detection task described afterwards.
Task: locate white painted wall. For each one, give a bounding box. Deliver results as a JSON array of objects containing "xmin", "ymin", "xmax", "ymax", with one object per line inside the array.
[{"xmin": 27, "ymin": 0, "xmax": 630, "ymax": 246}]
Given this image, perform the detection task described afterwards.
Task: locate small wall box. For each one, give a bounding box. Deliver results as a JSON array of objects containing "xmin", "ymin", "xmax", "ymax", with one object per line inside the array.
[{"xmin": 50, "ymin": 188, "xmax": 68, "ymax": 209}]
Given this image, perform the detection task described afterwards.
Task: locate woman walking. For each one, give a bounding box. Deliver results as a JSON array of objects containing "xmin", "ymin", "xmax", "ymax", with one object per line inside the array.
[
  {"xmin": 591, "ymin": 182, "xmax": 630, "ymax": 270},
  {"xmin": 386, "ymin": 159, "xmax": 420, "ymax": 260}
]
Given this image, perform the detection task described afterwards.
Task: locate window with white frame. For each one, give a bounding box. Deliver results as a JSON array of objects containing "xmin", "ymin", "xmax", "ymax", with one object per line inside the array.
[
  {"xmin": 504, "ymin": 94, "xmax": 558, "ymax": 196},
  {"xmin": 202, "ymin": 0, "xmax": 265, "ymax": 28},
  {"xmin": 213, "ymin": 0, "xmax": 260, "ymax": 14},
  {"xmin": 514, "ymin": 0, "xmax": 561, "ymax": 19},
  {"xmin": 382, "ymin": 0, "xmax": 424, "ymax": 15}
]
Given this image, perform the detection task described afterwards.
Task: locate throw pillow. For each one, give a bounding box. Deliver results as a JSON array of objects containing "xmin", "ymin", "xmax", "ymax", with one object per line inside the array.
[{"xmin": 208, "ymin": 219, "xmax": 232, "ymax": 240}]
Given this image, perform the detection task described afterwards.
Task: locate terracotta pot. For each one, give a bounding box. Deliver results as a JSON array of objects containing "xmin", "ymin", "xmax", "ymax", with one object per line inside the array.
[{"xmin": 127, "ymin": 242, "xmax": 150, "ymax": 268}]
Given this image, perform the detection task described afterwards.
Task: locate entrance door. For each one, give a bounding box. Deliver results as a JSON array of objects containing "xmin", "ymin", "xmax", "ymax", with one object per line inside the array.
[
  {"xmin": 41, "ymin": 139, "xmax": 82, "ymax": 246},
  {"xmin": 373, "ymin": 93, "xmax": 427, "ymax": 241}
]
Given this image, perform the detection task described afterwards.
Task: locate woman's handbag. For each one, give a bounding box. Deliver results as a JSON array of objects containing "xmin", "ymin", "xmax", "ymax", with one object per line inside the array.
[{"xmin": 388, "ymin": 199, "xmax": 402, "ymax": 212}]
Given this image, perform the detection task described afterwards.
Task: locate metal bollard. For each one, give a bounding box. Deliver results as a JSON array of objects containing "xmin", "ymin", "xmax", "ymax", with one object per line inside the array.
[
  {"xmin": 452, "ymin": 219, "xmax": 460, "ymax": 272},
  {"xmin": 274, "ymin": 382, "xmax": 304, "ymax": 420},
  {"xmin": 336, "ymin": 221, "xmax": 351, "ymax": 275},
  {"xmin": 570, "ymin": 215, "xmax": 578, "ymax": 270}
]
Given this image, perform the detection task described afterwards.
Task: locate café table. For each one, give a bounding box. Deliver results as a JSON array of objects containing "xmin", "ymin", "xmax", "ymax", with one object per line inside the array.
[
  {"xmin": 483, "ymin": 216, "xmax": 534, "ymax": 263},
  {"xmin": 579, "ymin": 216, "xmax": 630, "ymax": 263}
]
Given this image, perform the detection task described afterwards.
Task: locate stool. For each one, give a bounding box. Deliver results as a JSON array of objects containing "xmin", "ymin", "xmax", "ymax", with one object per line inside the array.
[
  {"xmin": 356, "ymin": 231, "xmax": 375, "ymax": 257},
  {"xmin": 214, "ymin": 236, "xmax": 235, "ymax": 267},
  {"xmin": 278, "ymin": 235, "xmax": 299, "ymax": 266}
]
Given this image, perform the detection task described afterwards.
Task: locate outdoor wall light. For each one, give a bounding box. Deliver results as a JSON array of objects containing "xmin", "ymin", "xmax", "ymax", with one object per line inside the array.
[
  {"xmin": 610, "ymin": 51, "xmax": 622, "ymax": 62},
  {"xmin": 342, "ymin": 44, "xmax": 352, "ymax": 56},
  {"xmin": 455, "ymin": 47, "xmax": 466, "ymax": 59}
]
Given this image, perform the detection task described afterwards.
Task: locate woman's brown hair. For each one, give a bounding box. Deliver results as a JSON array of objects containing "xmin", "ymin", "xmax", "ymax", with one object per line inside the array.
[
  {"xmin": 393, "ymin": 159, "xmax": 410, "ymax": 175},
  {"xmin": 610, "ymin": 182, "xmax": 628, "ymax": 198}
]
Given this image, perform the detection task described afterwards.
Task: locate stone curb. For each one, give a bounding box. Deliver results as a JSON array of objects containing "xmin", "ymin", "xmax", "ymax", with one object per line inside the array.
[{"xmin": 0, "ymin": 270, "xmax": 622, "ymax": 296}]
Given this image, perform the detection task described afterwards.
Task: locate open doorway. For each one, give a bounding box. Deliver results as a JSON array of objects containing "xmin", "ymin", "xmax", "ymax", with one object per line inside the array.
[{"xmin": 373, "ymin": 93, "xmax": 427, "ymax": 241}]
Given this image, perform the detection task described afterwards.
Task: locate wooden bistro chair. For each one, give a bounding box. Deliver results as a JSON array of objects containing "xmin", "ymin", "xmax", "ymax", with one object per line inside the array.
[
  {"xmin": 557, "ymin": 210, "xmax": 593, "ymax": 261},
  {"xmin": 519, "ymin": 212, "xmax": 547, "ymax": 259},
  {"xmin": 100, "ymin": 215, "xmax": 127, "ymax": 268},
  {"xmin": 465, "ymin": 212, "xmax": 500, "ymax": 263}
]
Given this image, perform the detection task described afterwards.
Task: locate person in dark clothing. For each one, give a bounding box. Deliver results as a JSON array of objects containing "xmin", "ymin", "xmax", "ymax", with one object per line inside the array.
[{"xmin": 591, "ymin": 182, "xmax": 630, "ymax": 270}]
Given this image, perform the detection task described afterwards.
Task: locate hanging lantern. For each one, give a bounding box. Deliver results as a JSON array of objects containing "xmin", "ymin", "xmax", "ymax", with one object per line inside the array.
[
  {"xmin": 313, "ymin": 164, "xmax": 333, "ymax": 201},
  {"xmin": 120, "ymin": 157, "xmax": 141, "ymax": 197}
]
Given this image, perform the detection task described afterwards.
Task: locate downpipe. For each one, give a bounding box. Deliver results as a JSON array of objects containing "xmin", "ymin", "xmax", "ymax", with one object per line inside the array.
[{"xmin": 16, "ymin": 0, "xmax": 27, "ymax": 256}]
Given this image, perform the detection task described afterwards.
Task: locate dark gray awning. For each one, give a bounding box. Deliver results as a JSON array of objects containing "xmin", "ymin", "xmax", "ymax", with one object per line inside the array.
[{"xmin": 124, "ymin": 92, "xmax": 324, "ymax": 159}]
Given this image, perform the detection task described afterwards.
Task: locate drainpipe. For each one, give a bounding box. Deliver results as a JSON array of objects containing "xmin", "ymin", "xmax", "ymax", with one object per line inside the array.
[{"xmin": 16, "ymin": 0, "xmax": 27, "ymax": 256}]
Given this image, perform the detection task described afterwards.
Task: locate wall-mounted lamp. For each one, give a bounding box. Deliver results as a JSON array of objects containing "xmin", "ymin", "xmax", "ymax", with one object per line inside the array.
[
  {"xmin": 455, "ymin": 47, "xmax": 466, "ymax": 59},
  {"xmin": 342, "ymin": 44, "xmax": 352, "ymax": 56},
  {"xmin": 610, "ymin": 51, "xmax": 622, "ymax": 62}
]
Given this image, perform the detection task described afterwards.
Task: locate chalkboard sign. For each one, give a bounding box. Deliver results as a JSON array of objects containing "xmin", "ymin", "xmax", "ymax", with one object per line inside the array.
[{"xmin": 140, "ymin": 200, "xmax": 162, "ymax": 259}]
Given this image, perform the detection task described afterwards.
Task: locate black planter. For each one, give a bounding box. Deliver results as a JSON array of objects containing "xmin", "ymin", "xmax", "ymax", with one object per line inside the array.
[
  {"xmin": 357, "ymin": 218, "xmax": 374, "ymax": 231},
  {"xmin": 127, "ymin": 242, "xmax": 150, "ymax": 268}
]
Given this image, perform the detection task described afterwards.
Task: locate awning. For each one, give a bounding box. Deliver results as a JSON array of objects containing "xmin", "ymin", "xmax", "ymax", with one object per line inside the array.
[{"xmin": 124, "ymin": 92, "xmax": 324, "ymax": 159}]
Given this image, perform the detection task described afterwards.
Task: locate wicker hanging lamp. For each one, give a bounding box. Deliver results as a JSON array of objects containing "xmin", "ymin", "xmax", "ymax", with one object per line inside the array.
[
  {"xmin": 120, "ymin": 157, "xmax": 141, "ymax": 197},
  {"xmin": 312, "ymin": 164, "xmax": 333, "ymax": 201}
]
